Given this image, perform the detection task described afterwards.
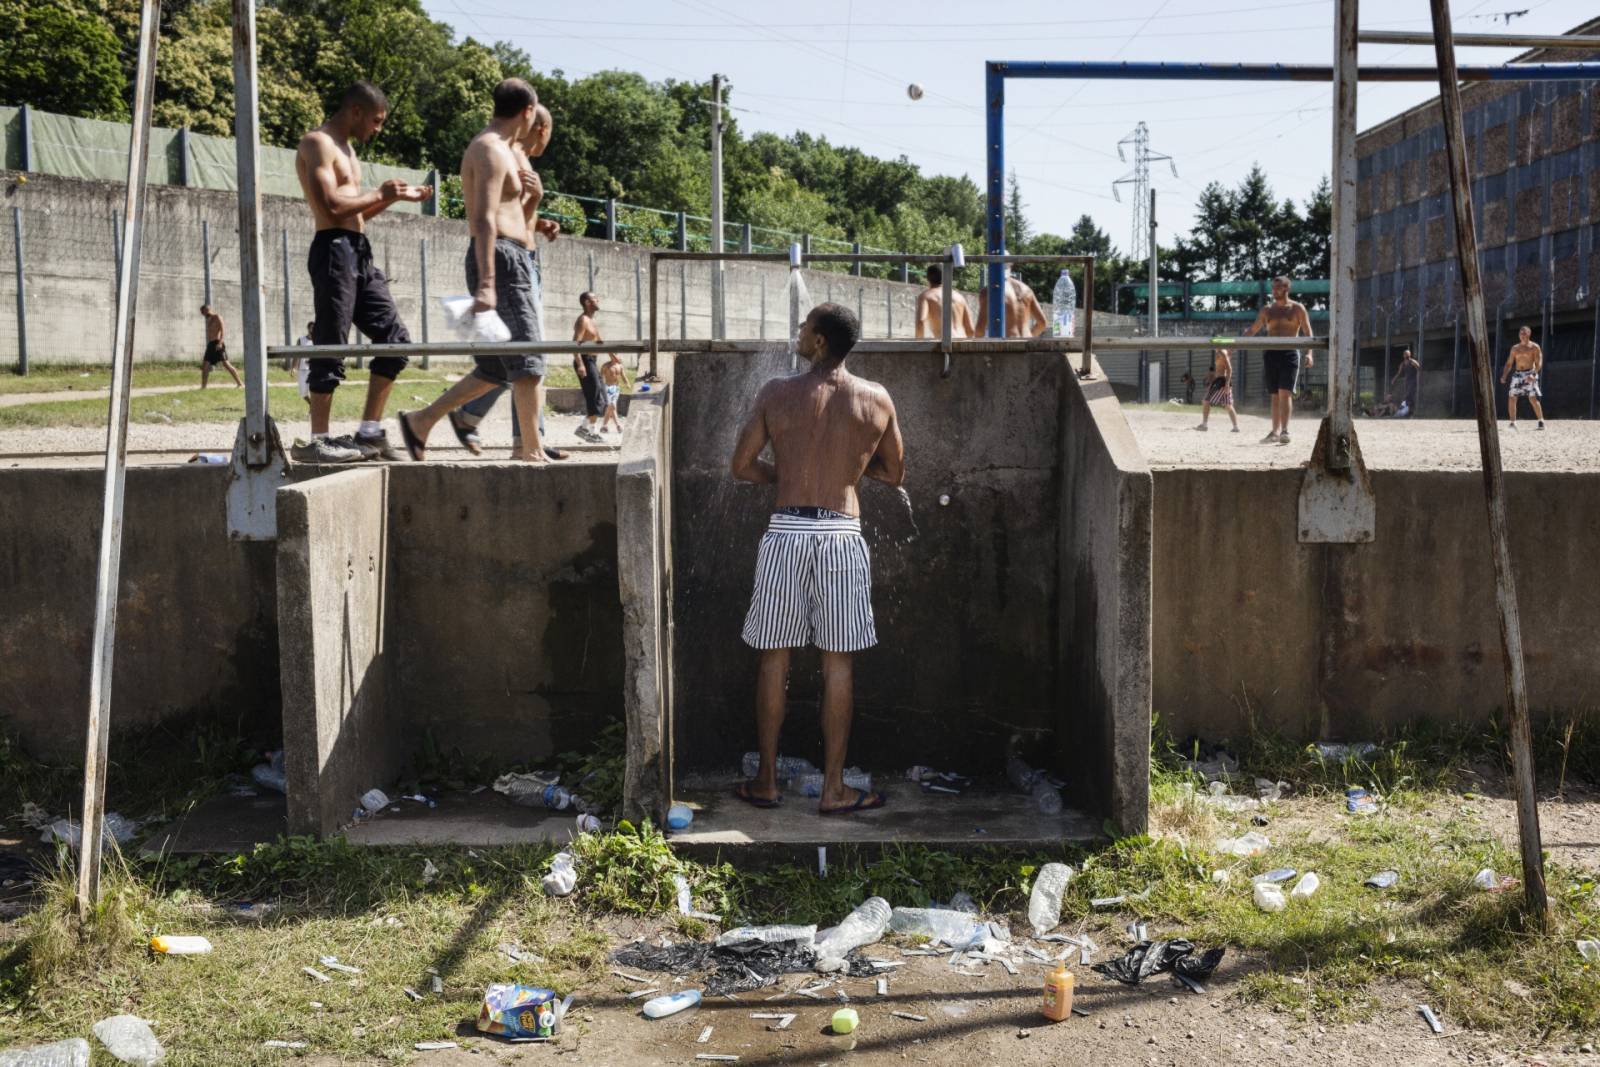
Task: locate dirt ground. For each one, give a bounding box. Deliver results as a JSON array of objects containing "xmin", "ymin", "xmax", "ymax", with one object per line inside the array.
[{"xmin": 1125, "ymin": 408, "xmax": 1600, "ymax": 473}]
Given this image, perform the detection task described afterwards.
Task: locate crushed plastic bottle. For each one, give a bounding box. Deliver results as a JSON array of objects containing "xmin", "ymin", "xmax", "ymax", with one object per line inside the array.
[
  {"xmin": 794, "ymin": 769, "xmax": 872, "ymax": 798},
  {"xmin": 716, "ymin": 924, "xmax": 817, "ymax": 950},
  {"xmin": 641, "ymin": 989, "xmax": 701, "ymax": 1019},
  {"xmin": 1213, "ymin": 831, "xmax": 1270, "ymax": 857},
  {"xmin": 251, "ymin": 750, "xmax": 287, "ymax": 794},
  {"xmin": 889, "ymin": 906, "xmax": 985, "ymax": 947},
  {"xmin": 814, "ymin": 897, "xmax": 892, "ymax": 972},
  {"xmin": 1289, "ymin": 872, "xmax": 1321, "ymax": 901},
  {"xmin": 358, "ymin": 789, "xmax": 391, "ymax": 815},
  {"xmin": 1253, "ymin": 882, "xmax": 1286, "ymax": 913},
  {"xmin": 92, "ymin": 1015, "xmax": 164, "ymax": 1066},
  {"xmin": 542, "ymin": 851, "xmax": 576, "ymax": 897},
  {"xmin": 1005, "ymin": 758, "xmax": 1064, "ymax": 814},
  {"xmin": 740, "ymin": 753, "xmax": 820, "ymax": 781},
  {"xmin": 1051, "ymin": 269, "xmax": 1077, "ymax": 337},
  {"xmin": 0, "ymin": 1038, "xmax": 91, "ymax": 1067},
  {"xmin": 1027, "ymin": 863, "xmax": 1074, "ymax": 938}
]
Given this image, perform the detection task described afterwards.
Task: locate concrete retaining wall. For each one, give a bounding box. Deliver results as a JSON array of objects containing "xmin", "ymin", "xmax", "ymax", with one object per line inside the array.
[
  {"xmin": 1057, "ymin": 360, "xmax": 1154, "ymax": 833},
  {"xmin": 0, "ymin": 466, "xmax": 279, "ymax": 759},
  {"xmin": 1152, "ymin": 466, "xmax": 1600, "ymax": 740},
  {"xmin": 277, "ymin": 468, "xmax": 393, "ymax": 837}
]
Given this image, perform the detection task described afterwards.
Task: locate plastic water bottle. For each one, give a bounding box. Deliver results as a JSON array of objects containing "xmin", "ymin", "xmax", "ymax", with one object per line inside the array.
[
  {"xmin": 1253, "ymin": 882, "xmax": 1286, "ymax": 913},
  {"xmin": 1006, "ymin": 758, "xmax": 1064, "ymax": 814},
  {"xmin": 539, "ymin": 785, "xmax": 571, "ymax": 811},
  {"xmin": 795, "ymin": 768, "xmax": 872, "ymax": 797},
  {"xmin": 1027, "ymin": 862, "xmax": 1074, "ymax": 937},
  {"xmin": 1051, "ymin": 269, "xmax": 1077, "ymax": 337},
  {"xmin": 741, "ymin": 752, "xmax": 820, "ymax": 781},
  {"xmin": 814, "ymin": 896, "xmax": 892, "ymax": 971},
  {"xmin": 888, "ymin": 907, "xmax": 984, "ymax": 946},
  {"xmin": 1289, "ymin": 872, "xmax": 1321, "ymax": 900},
  {"xmin": 251, "ymin": 750, "xmax": 287, "ymax": 794},
  {"xmin": 641, "ymin": 989, "xmax": 701, "ymax": 1019},
  {"xmin": 0, "ymin": 1037, "xmax": 90, "ymax": 1067}
]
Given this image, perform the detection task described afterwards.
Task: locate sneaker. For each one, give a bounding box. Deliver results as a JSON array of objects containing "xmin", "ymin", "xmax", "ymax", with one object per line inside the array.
[
  {"xmin": 328, "ymin": 433, "xmax": 381, "ymax": 461},
  {"xmin": 1537, "ymin": 420, "xmax": 1546, "ymax": 430},
  {"xmin": 355, "ymin": 429, "xmax": 407, "ymax": 461},
  {"xmin": 291, "ymin": 436, "xmax": 364, "ymax": 464},
  {"xmin": 1195, "ymin": 423, "xmax": 1209, "ymax": 432},
  {"xmin": 1278, "ymin": 430, "xmax": 1291, "ymax": 446},
  {"xmin": 1260, "ymin": 432, "xmax": 1280, "ymax": 444},
  {"xmin": 1231, "ymin": 426, "xmax": 1240, "ymax": 433},
  {"xmin": 575, "ymin": 425, "xmax": 602, "ymax": 443},
  {"xmin": 1508, "ymin": 422, "xmax": 1518, "ymax": 432}
]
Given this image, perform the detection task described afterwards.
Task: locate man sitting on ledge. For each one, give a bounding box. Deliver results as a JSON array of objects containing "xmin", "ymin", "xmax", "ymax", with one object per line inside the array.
[{"xmin": 730, "ymin": 303, "xmax": 904, "ymax": 816}]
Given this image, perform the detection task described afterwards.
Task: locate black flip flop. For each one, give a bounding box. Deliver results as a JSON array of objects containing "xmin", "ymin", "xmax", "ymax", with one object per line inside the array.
[
  {"xmin": 545, "ymin": 446, "xmax": 571, "ymax": 461},
  {"xmin": 733, "ymin": 780, "xmax": 782, "ymax": 809},
  {"xmin": 397, "ymin": 411, "xmax": 426, "ymax": 462},
  {"xmin": 819, "ymin": 788, "xmax": 888, "ymax": 816},
  {"xmin": 447, "ymin": 410, "xmax": 482, "ymax": 456}
]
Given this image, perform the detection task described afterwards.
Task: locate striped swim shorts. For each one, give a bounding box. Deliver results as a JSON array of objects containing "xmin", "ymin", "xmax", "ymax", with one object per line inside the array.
[{"xmin": 741, "ymin": 509, "xmax": 877, "ymax": 652}]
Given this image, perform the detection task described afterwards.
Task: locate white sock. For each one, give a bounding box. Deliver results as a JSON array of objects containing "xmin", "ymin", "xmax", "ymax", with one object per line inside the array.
[{"xmin": 358, "ymin": 420, "xmax": 381, "ymax": 437}]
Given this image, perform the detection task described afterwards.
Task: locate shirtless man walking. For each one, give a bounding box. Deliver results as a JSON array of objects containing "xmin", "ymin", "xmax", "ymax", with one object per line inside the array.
[
  {"xmin": 399, "ymin": 80, "xmax": 549, "ymax": 462},
  {"xmin": 572, "ymin": 292, "xmax": 610, "ymax": 442},
  {"xmin": 199, "ymin": 305, "xmax": 242, "ymax": 389},
  {"xmin": 731, "ymin": 303, "xmax": 903, "ymax": 816},
  {"xmin": 1242, "ymin": 275, "xmax": 1314, "ymax": 445},
  {"xmin": 294, "ymin": 81, "xmax": 431, "ymax": 463},
  {"xmin": 914, "ymin": 264, "xmax": 975, "ymax": 339},
  {"xmin": 1195, "ymin": 347, "xmax": 1239, "ymax": 432},
  {"xmin": 1500, "ymin": 326, "xmax": 1547, "ymax": 430},
  {"xmin": 975, "ymin": 269, "xmax": 1048, "ymax": 337}
]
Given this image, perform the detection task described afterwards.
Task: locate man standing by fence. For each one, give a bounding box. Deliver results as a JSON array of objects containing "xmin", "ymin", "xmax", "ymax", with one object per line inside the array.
[
  {"xmin": 1241, "ymin": 275, "xmax": 1313, "ymax": 446},
  {"xmin": 293, "ymin": 80, "xmax": 431, "ymax": 463}
]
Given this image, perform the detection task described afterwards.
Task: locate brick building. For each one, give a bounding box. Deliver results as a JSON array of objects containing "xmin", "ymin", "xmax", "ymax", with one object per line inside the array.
[{"xmin": 1356, "ymin": 19, "xmax": 1600, "ymax": 416}]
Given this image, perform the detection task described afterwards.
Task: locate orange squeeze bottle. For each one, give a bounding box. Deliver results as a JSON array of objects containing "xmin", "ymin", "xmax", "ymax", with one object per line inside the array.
[{"xmin": 1042, "ymin": 961, "xmax": 1075, "ymax": 1021}]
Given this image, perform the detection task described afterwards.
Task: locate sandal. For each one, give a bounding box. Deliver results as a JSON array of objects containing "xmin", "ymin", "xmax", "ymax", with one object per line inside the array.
[
  {"xmin": 819, "ymin": 788, "xmax": 887, "ymax": 816},
  {"xmin": 734, "ymin": 780, "xmax": 782, "ymax": 809},
  {"xmin": 447, "ymin": 410, "xmax": 482, "ymax": 456},
  {"xmin": 397, "ymin": 411, "xmax": 426, "ymax": 462}
]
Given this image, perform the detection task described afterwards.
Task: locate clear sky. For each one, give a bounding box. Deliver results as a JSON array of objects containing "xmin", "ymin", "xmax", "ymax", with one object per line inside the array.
[{"xmin": 420, "ymin": 0, "xmax": 1593, "ymax": 253}]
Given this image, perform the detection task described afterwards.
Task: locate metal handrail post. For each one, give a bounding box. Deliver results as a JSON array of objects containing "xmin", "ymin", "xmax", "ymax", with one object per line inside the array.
[
  {"xmin": 1081, "ymin": 257, "xmax": 1095, "ymax": 378},
  {"xmin": 984, "ymin": 62, "xmax": 1007, "ymax": 338}
]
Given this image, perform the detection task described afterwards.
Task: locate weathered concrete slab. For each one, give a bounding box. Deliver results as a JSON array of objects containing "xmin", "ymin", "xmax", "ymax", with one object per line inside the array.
[
  {"xmin": 141, "ymin": 793, "xmax": 286, "ymax": 856},
  {"xmin": 340, "ymin": 790, "xmax": 578, "ymax": 847},
  {"xmin": 617, "ymin": 388, "xmax": 670, "ymax": 823},
  {"xmin": 1058, "ymin": 358, "xmax": 1153, "ymax": 834},
  {"xmin": 277, "ymin": 467, "xmax": 393, "ymax": 838}
]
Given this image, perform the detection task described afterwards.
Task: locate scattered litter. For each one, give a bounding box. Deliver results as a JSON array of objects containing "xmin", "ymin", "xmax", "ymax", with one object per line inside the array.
[
  {"xmin": 1213, "ymin": 831, "xmax": 1270, "ymax": 857},
  {"xmin": 0, "ymin": 1038, "xmax": 91, "ymax": 1067},
  {"xmin": 888, "ymin": 906, "xmax": 999, "ymax": 950},
  {"xmin": 149, "ymin": 935, "xmax": 212, "ymax": 955},
  {"xmin": 696, "ymin": 1026, "xmax": 713, "ymax": 1043},
  {"xmin": 308, "ymin": 1002, "xmax": 322, "ymax": 1010},
  {"xmin": 1174, "ymin": 972, "xmax": 1207, "ymax": 995},
  {"xmin": 816, "ymin": 897, "xmax": 891, "ymax": 971},
  {"xmin": 1578, "ymin": 940, "xmax": 1600, "ymax": 963},
  {"xmin": 493, "ymin": 771, "xmax": 569, "ymax": 809},
  {"xmin": 543, "ymin": 851, "xmax": 577, "ymax": 897},
  {"xmin": 892, "ymin": 1011, "xmax": 927, "ymax": 1022},
  {"xmin": 1315, "ymin": 742, "xmax": 1379, "ymax": 761},
  {"xmin": 1027, "ymin": 863, "xmax": 1074, "ymax": 937},
  {"xmin": 1198, "ymin": 780, "xmax": 1261, "ymax": 812},
  {"xmin": 907, "ymin": 766, "xmax": 974, "ymax": 794},
  {"xmin": 39, "ymin": 812, "xmax": 141, "ymax": 852},
  {"xmin": 611, "ymin": 969, "xmax": 651, "ymax": 982},
  {"xmin": 403, "ymin": 988, "xmax": 423, "ymax": 1002},
  {"xmin": 1071, "ymin": 1006, "xmax": 1090, "ymax": 1018},
  {"xmin": 262, "ymin": 1041, "xmax": 307, "ymax": 1050},
  {"xmin": 1180, "ymin": 751, "xmax": 1239, "ymax": 782},
  {"xmin": 1289, "ymin": 873, "xmax": 1321, "ymax": 900},
  {"xmin": 421, "ymin": 859, "xmax": 440, "ymax": 886},
  {"xmin": 741, "ymin": 752, "xmax": 818, "ymax": 780},
  {"xmin": 797, "ymin": 768, "xmax": 872, "ymax": 797},
  {"xmin": 831, "ymin": 1007, "xmax": 860, "ymax": 1034},
  {"xmin": 92, "ymin": 1015, "xmax": 165, "ymax": 1066},
  {"xmin": 251, "ymin": 751, "xmax": 287, "ymax": 794},
  {"xmin": 1474, "ymin": 868, "xmax": 1519, "ymax": 892},
  {"xmin": 797, "ymin": 982, "xmax": 832, "ymax": 998},
  {"xmin": 718, "ymin": 925, "xmax": 816, "ymax": 950},
  {"xmin": 499, "ymin": 943, "xmax": 544, "ymax": 964},
  {"xmin": 303, "ymin": 967, "xmax": 332, "ymax": 983},
  {"xmin": 752, "ymin": 1012, "xmax": 796, "ymax": 1030},
  {"xmin": 1092, "ymin": 940, "xmax": 1225, "ymax": 986},
  {"xmin": 431, "ymin": 975, "xmax": 444, "ymax": 994},
  {"xmin": 615, "ymin": 930, "xmax": 874, "ymax": 996},
  {"xmin": 868, "ymin": 959, "xmax": 905, "ymax": 970},
  {"xmin": 1090, "ymin": 895, "xmax": 1125, "ymax": 909},
  {"xmin": 694, "ymin": 1057, "xmax": 739, "ymax": 1063},
  {"xmin": 1021, "ymin": 946, "xmax": 1052, "ymax": 963},
  {"xmin": 1251, "ymin": 814, "xmax": 1270, "ymax": 827},
  {"xmin": 667, "ymin": 803, "xmax": 694, "ymax": 830},
  {"xmin": 1345, "ymin": 788, "xmax": 1378, "ymax": 815},
  {"xmin": 1253, "ymin": 883, "xmax": 1286, "ymax": 913},
  {"xmin": 641, "ymin": 989, "xmax": 701, "ymax": 1019},
  {"xmin": 318, "ymin": 956, "xmax": 362, "ymax": 975},
  {"xmin": 1211, "ymin": 870, "xmax": 1231, "ymax": 885},
  {"xmin": 817, "ymin": 846, "xmax": 828, "ymax": 878},
  {"xmin": 877, "ymin": 977, "xmax": 888, "ymax": 996},
  {"xmin": 402, "ymin": 794, "xmax": 437, "ymax": 808},
  {"xmin": 673, "ymin": 874, "xmax": 721, "ymax": 922},
  {"xmin": 1364, "ymin": 870, "xmax": 1399, "ymax": 890},
  {"xmin": 415, "ymin": 1041, "xmax": 458, "ymax": 1051},
  {"xmin": 477, "ymin": 985, "xmax": 563, "ymax": 1038},
  {"xmin": 625, "ymin": 988, "xmax": 662, "ymax": 1000},
  {"xmin": 1417, "ymin": 1004, "xmax": 1444, "ymax": 1034},
  {"xmin": 1124, "ymin": 922, "xmax": 1149, "ymax": 942},
  {"xmin": 1252, "ymin": 868, "xmax": 1296, "ymax": 885},
  {"xmin": 1255, "ymin": 778, "xmax": 1292, "ymax": 802},
  {"xmin": 358, "ymin": 789, "xmax": 391, "ymax": 814}
]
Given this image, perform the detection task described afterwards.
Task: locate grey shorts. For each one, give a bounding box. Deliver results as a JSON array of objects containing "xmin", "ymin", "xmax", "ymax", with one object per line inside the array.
[{"xmin": 465, "ymin": 238, "xmax": 545, "ymax": 384}]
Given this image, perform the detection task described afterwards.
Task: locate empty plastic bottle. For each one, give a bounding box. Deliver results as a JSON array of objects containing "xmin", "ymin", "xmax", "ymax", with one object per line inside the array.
[
  {"xmin": 889, "ymin": 906, "xmax": 984, "ymax": 946},
  {"xmin": 251, "ymin": 750, "xmax": 287, "ymax": 794},
  {"xmin": 794, "ymin": 768, "xmax": 872, "ymax": 797},
  {"xmin": 1005, "ymin": 757, "xmax": 1064, "ymax": 814},
  {"xmin": 641, "ymin": 989, "xmax": 701, "ymax": 1019},
  {"xmin": 1253, "ymin": 882, "xmax": 1286, "ymax": 913},
  {"xmin": 741, "ymin": 752, "xmax": 820, "ymax": 780},
  {"xmin": 814, "ymin": 896, "xmax": 892, "ymax": 971},
  {"xmin": 1051, "ymin": 269, "xmax": 1077, "ymax": 337},
  {"xmin": 0, "ymin": 1038, "xmax": 91, "ymax": 1067},
  {"xmin": 1289, "ymin": 872, "xmax": 1321, "ymax": 900},
  {"xmin": 91, "ymin": 1016, "xmax": 165, "ymax": 1067},
  {"xmin": 1027, "ymin": 862, "xmax": 1074, "ymax": 937},
  {"xmin": 542, "ymin": 851, "xmax": 576, "ymax": 897},
  {"xmin": 537, "ymin": 785, "xmax": 572, "ymax": 811}
]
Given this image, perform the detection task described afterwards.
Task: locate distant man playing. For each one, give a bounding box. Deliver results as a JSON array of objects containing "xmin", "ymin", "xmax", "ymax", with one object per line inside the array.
[
  {"xmin": 198, "ymin": 305, "xmax": 241, "ymax": 389},
  {"xmin": 1242, "ymin": 275, "xmax": 1313, "ymax": 445},
  {"xmin": 1501, "ymin": 326, "xmax": 1547, "ymax": 430},
  {"xmin": 294, "ymin": 80, "xmax": 431, "ymax": 463},
  {"xmin": 573, "ymin": 292, "xmax": 607, "ymax": 442},
  {"xmin": 448, "ymin": 104, "xmax": 568, "ymax": 460},
  {"xmin": 731, "ymin": 304, "xmax": 902, "ymax": 816},
  {"xmin": 914, "ymin": 264, "xmax": 975, "ymax": 339},
  {"xmin": 399, "ymin": 79, "xmax": 548, "ymax": 462},
  {"xmin": 1195, "ymin": 347, "xmax": 1238, "ymax": 432},
  {"xmin": 975, "ymin": 270, "xmax": 1048, "ymax": 337},
  {"xmin": 1391, "ymin": 349, "xmax": 1420, "ymax": 418}
]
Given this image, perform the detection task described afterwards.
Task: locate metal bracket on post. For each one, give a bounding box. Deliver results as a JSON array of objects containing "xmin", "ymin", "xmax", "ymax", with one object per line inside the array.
[{"xmin": 1299, "ymin": 0, "xmax": 1375, "ymax": 544}]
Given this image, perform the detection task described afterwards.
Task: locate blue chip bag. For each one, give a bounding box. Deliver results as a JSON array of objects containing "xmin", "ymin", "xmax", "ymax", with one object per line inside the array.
[{"xmin": 477, "ymin": 983, "xmax": 560, "ymax": 1039}]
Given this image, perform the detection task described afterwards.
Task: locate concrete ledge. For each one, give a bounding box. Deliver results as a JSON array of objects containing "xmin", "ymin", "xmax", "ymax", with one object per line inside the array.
[
  {"xmin": 1059, "ymin": 357, "xmax": 1154, "ymax": 834},
  {"xmin": 276, "ymin": 467, "xmax": 393, "ymax": 838},
  {"xmin": 617, "ymin": 387, "xmax": 670, "ymax": 822}
]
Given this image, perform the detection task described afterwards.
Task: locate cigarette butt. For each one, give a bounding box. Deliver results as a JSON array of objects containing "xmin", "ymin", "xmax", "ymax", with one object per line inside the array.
[{"xmin": 892, "ymin": 1011, "xmax": 927, "ymax": 1022}]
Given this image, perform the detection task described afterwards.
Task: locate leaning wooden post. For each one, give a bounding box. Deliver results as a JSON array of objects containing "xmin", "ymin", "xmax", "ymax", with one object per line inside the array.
[{"xmin": 1428, "ymin": 0, "xmax": 1548, "ymax": 922}]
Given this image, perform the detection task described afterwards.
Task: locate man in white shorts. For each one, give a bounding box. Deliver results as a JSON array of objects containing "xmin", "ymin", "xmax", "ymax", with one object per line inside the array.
[{"xmin": 730, "ymin": 303, "xmax": 904, "ymax": 816}]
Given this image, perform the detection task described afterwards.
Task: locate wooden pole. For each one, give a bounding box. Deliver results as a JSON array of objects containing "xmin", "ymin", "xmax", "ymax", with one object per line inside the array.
[{"xmin": 1428, "ymin": 0, "xmax": 1549, "ymax": 922}]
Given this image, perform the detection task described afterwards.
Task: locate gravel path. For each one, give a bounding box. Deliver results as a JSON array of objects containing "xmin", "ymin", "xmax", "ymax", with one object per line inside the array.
[{"xmin": 1127, "ymin": 407, "xmax": 1600, "ymax": 472}]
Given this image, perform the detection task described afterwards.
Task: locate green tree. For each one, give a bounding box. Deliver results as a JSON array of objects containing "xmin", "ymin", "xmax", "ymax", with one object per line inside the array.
[
  {"xmin": 0, "ymin": 0, "xmax": 127, "ymax": 120},
  {"xmin": 1004, "ymin": 169, "xmax": 1029, "ymax": 248}
]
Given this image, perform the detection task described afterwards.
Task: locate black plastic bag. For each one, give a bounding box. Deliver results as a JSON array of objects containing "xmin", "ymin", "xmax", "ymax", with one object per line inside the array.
[
  {"xmin": 1091, "ymin": 939, "xmax": 1224, "ymax": 985},
  {"xmin": 611, "ymin": 938, "xmax": 878, "ymax": 996}
]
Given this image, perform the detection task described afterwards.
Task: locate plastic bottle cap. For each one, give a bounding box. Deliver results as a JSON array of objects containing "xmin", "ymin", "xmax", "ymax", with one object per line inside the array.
[{"xmin": 831, "ymin": 1007, "xmax": 860, "ymax": 1034}]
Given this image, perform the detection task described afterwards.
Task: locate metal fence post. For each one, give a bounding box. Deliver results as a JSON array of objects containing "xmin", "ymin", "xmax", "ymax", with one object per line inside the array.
[
  {"xmin": 885, "ymin": 286, "xmax": 893, "ymax": 338},
  {"xmin": 177, "ymin": 127, "xmax": 191, "ymax": 186},
  {"xmin": 12, "ymin": 207, "xmax": 26, "ymax": 375},
  {"xmin": 741, "ymin": 223, "xmax": 752, "ymax": 254},
  {"xmin": 851, "ymin": 241, "xmax": 863, "ymax": 277},
  {"xmin": 19, "ymin": 104, "xmax": 33, "ymax": 172},
  {"xmin": 605, "ymin": 197, "xmax": 617, "ymax": 242},
  {"xmin": 677, "ymin": 212, "xmax": 687, "ymax": 251},
  {"xmin": 419, "ymin": 237, "xmax": 430, "ymax": 368},
  {"xmin": 424, "ymin": 168, "xmax": 439, "ymax": 217},
  {"xmin": 802, "ymin": 233, "xmax": 812, "ymax": 258},
  {"xmin": 202, "ymin": 219, "xmax": 212, "ymax": 306},
  {"xmin": 112, "ymin": 210, "xmax": 123, "ymax": 276},
  {"xmin": 280, "ymin": 227, "xmax": 292, "ymax": 348},
  {"xmin": 897, "ymin": 261, "xmax": 908, "ymax": 284},
  {"xmin": 634, "ymin": 257, "xmax": 643, "ymax": 342}
]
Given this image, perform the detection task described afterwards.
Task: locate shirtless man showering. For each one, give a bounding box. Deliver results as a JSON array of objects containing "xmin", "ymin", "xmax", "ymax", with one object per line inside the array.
[
  {"xmin": 1242, "ymin": 275, "xmax": 1314, "ymax": 445},
  {"xmin": 914, "ymin": 264, "xmax": 975, "ymax": 339},
  {"xmin": 975, "ymin": 269, "xmax": 1048, "ymax": 337},
  {"xmin": 731, "ymin": 303, "xmax": 903, "ymax": 816}
]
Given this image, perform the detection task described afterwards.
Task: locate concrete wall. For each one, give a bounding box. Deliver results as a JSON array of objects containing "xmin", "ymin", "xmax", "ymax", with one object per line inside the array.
[
  {"xmin": 1153, "ymin": 467, "xmax": 1600, "ymax": 741},
  {"xmin": 1057, "ymin": 360, "xmax": 1153, "ymax": 833},
  {"xmin": 0, "ymin": 173, "xmax": 968, "ymax": 367},
  {"xmin": 277, "ymin": 468, "xmax": 393, "ymax": 837},
  {"xmin": 0, "ymin": 466, "xmax": 279, "ymax": 759},
  {"xmin": 669, "ymin": 348, "xmax": 1068, "ymax": 777}
]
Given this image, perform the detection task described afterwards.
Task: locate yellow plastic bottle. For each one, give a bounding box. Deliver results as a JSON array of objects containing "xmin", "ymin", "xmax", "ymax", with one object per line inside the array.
[{"xmin": 1042, "ymin": 962, "xmax": 1075, "ymax": 1021}]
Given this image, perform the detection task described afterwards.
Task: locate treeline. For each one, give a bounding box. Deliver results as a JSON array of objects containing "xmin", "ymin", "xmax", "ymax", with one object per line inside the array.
[{"xmin": 1, "ymin": 0, "xmax": 1329, "ymax": 294}]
